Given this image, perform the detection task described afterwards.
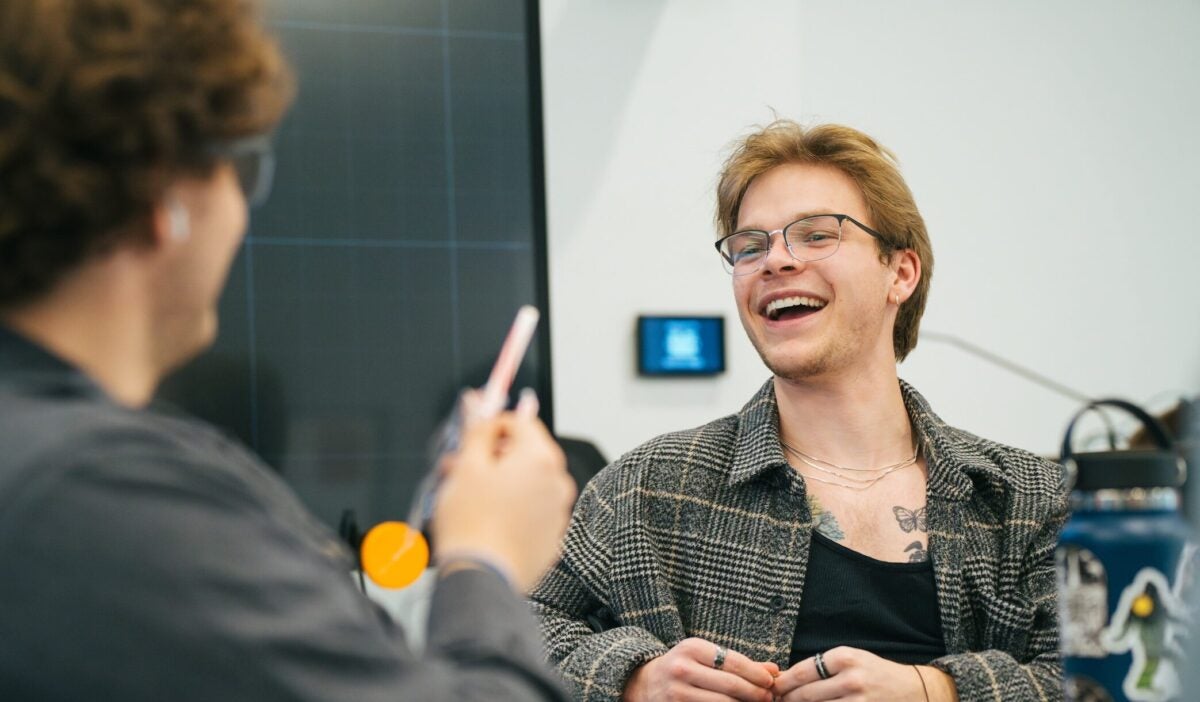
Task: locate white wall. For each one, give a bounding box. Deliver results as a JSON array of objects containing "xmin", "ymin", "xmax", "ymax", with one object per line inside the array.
[{"xmin": 541, "ymin": 0, "xmax": 1200, "ymax": 461}]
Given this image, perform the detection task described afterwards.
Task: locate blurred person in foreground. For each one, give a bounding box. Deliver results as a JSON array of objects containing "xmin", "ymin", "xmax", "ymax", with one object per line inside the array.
[
  {"xmin": 532, "ymin": 121, "xmax": 1066, "ymax": 702},
  {"xmin": 0, "ymin": 1, "xmax": 574, "ymax": 700}
]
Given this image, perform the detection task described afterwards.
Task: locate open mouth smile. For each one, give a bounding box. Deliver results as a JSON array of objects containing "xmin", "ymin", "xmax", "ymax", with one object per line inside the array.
[{"xmin": 761, "ymin": 295, "xmax": 828, "ymax": 322}]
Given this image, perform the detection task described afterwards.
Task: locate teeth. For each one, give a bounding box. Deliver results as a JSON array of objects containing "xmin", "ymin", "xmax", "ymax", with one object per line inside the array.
[{"xmin": 765, "ymin": 296, "xmax": 827, "ymax": 316}]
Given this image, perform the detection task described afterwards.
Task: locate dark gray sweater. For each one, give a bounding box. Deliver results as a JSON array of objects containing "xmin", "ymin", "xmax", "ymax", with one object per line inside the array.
[{"xmin": 0, "ymin": 325, "xmax": 566, "ymax": 702}]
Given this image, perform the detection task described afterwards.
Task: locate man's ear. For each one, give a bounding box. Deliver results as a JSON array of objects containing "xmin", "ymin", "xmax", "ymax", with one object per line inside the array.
[
  {"xmin": 889, "ymin": 248, "xmax": 920, "ymax": 302},
  {"xmin": 151, "ymin": 195, "xmax": 190, "ymax": 245}
]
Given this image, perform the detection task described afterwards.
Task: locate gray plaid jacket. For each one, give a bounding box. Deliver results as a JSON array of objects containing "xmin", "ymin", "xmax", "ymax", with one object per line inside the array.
[{"xmin": 531, "ymin": 379, "xmax": 1067, "ymax": 701}]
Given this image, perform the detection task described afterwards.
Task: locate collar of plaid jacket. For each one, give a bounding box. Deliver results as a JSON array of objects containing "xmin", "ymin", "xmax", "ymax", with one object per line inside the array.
[{"xmin": 725, "ymin": 377, "xmax": 1010, "ymax": 502}]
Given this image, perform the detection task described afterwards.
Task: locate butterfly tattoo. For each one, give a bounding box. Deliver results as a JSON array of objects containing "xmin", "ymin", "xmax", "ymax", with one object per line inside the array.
[{"xmin": 893, "ymin": 505, "xmax": 927, "ymax": 533}]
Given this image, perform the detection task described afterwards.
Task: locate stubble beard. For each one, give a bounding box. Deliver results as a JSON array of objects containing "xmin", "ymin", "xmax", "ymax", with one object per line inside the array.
[
  {"xmin": 754, "ymin": 332, "xmax": 844, "ymax": 382},
  {"xmin": 747, "ymin": 308, "xmax": 878, "ymax": 383}
]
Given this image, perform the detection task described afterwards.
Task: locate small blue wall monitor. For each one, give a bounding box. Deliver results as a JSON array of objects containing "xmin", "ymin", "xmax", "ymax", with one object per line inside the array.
[{"xmin": 637, "ymin": 315, "xmax": 725, "ymax": 376}]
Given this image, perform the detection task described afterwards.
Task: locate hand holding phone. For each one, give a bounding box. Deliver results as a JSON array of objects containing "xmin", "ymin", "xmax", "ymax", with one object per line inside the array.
[
  {"xmin": 422, "ymin": 306, "xmax": 575, "ymax": 591},
  {"xmin": 408, "ymin": 305, "xmax": 542, "ymax": 531},
  {"xmin": 361, "ymin": 306, "xmax": 571, "ymax": 592}
]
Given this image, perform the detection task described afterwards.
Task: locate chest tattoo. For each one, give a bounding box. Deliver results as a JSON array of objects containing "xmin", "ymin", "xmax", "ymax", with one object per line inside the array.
[
  {"xmin": 895, "ymin": 504, "xmax": 929, "ymax": 562},
  {"xmin": 893, "ymin": 505, "xmax": 927, "ymax": 533},
  {"xmin": 808, "ymin": 494, "xmax": 845, "ymax": 541},
  {"xmin": 905, "ymin": 540, "xmax": 929, "ymax": 563}
]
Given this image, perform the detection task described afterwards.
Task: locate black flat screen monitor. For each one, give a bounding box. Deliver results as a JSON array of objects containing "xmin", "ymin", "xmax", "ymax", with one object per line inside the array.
[{"xmin": 154, "ymin": 0, "xmax": 551, "ymax": 531}]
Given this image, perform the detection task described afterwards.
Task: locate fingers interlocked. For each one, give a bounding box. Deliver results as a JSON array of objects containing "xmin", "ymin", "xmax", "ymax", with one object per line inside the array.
[{"xmin": 624, "ymin": 638, "xmax": 775, "ymax": 702}]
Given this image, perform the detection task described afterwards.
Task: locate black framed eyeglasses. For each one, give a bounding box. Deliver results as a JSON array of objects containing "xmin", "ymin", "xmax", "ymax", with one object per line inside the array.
[
  {"xmin": 206, "ymin": 134, "xmax": 275, "ymax": 208},
  {"xmin": 713, "ymin": 213, "xmax": 886, "ymax": 276}
]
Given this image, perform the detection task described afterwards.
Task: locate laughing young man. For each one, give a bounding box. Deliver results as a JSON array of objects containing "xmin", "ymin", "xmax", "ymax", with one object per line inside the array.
[{"xmin": 532, "ymin": 121, "xmax": 1066, "ymax": 702}]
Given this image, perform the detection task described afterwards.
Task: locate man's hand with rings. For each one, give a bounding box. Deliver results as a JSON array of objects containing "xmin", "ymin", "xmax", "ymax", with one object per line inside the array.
[
  {"xmin": 772, "ymin": 646, "xmax": 946, "ymax": 701},
  {"xmin": 620, "ymin": 637, "xmax": 778, "ymax": 702}
]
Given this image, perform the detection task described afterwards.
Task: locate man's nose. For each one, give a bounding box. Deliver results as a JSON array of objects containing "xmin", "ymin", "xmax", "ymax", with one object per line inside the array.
[{"xmin": 761, "ymin": 230, "xmax": 799, "ymax": 273}]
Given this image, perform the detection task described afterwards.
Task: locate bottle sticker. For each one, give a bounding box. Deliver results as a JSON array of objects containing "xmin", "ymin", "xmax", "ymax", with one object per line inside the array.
[
  {"xmin": 1173, "ymin": 542, "xmax": 1199, "ymax": 616},
  {"xmin": 1058, "ymin": 545, "xmax": 1110, "ymax": 658},
  {"xmin": 1100, "ymin": 564, "xmax": 1191, "ymax": 702},
  {"xmin": 1063, "ymin": 675, "xmax": 1114, "ymax": 702}
]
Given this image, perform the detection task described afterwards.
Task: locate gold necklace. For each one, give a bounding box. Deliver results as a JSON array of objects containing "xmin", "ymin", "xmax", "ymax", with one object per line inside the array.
[
  {"xmin": 782, "ymin": 441, "xmax": 919, "ymax": 473},
  {"xmin": 790, "ymin": 461, "xmax": 917, "ymax": 490},
  {"xmin": 781, "ymin": 441, "xmax": 920, "ymax": 491}
]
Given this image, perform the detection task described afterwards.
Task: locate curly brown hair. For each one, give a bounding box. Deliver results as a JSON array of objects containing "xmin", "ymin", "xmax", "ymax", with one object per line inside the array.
[
  {"xmin": 716, "ymin": 120, "xmax": 934, "ymax": 361},
  {"xmin": 0, "ymin": 0, "xmax": 294, "ymax": 308}
]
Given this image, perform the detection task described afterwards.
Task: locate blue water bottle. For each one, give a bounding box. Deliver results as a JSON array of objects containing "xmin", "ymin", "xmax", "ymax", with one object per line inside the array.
[{"xmin": 1057, "ymin": 399, "xmax": 1194, "ymax": 702}]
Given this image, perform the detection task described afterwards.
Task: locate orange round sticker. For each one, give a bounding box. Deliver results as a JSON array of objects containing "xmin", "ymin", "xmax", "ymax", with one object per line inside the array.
[{"xmin": 360, "ymin": 521, "xmax": 429, "ymax": 589}]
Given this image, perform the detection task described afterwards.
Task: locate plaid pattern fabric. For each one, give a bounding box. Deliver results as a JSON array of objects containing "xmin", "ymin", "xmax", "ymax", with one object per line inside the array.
[{"xmin": 531, "ymin": 379, "xmax": 1068, "ymax": 702}]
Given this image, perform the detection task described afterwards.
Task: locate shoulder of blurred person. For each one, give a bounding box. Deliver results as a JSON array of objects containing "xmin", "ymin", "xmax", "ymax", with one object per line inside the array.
[{"xmin": 1, "ymin": 330, "xmax": 570, "ymax": 702}]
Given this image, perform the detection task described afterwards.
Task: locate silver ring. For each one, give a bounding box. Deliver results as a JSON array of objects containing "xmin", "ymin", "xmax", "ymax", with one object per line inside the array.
[
  {"xmin": 713, "ymin": 645, "xmax": 727, "ymax": 670},
  {"xmin": 814, "ymin": 650, "xmax": 831, "ymax": 680}
]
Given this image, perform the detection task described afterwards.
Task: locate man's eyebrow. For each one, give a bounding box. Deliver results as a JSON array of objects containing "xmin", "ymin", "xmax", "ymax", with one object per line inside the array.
[{"xmin": 736, "ymin": 210, "xmax": 833, "ymax": 231}]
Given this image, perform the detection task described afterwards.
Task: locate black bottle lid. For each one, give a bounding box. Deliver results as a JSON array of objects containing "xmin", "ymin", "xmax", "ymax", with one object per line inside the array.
[
  {"xmin": 1064, "ymin": 450, "xmax": 1185, "ymax": 491},
  {"xmin": 1061, "ymin": 399, "xmax": 1186, "ymax": 492}
]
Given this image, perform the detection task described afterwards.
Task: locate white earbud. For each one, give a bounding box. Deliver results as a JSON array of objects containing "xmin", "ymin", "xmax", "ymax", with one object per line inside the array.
[{"xmin": 167, "ymin": 198, "xmax": 190, "ymax": 241}]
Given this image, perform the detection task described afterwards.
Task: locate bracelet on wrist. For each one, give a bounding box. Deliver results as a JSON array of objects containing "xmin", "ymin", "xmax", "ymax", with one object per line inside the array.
[
  {"xmin": 436, "ymin": 551, "xmax": 515, "ymax": 589},
  {"xmin": 913, "ymin": 665, "xmax": 930, "ymax": 702}
]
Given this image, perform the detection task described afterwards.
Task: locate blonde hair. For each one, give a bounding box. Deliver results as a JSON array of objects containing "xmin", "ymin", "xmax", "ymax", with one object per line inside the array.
[{"xmin": 716, "ymin": 120, "xmax": 933, "ymax": 361}]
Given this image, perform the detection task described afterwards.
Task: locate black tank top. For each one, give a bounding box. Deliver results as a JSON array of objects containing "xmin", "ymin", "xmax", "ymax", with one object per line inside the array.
[{"xmin": 790, "ymin": 531, "xmax": 946, "ymax": 666}]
